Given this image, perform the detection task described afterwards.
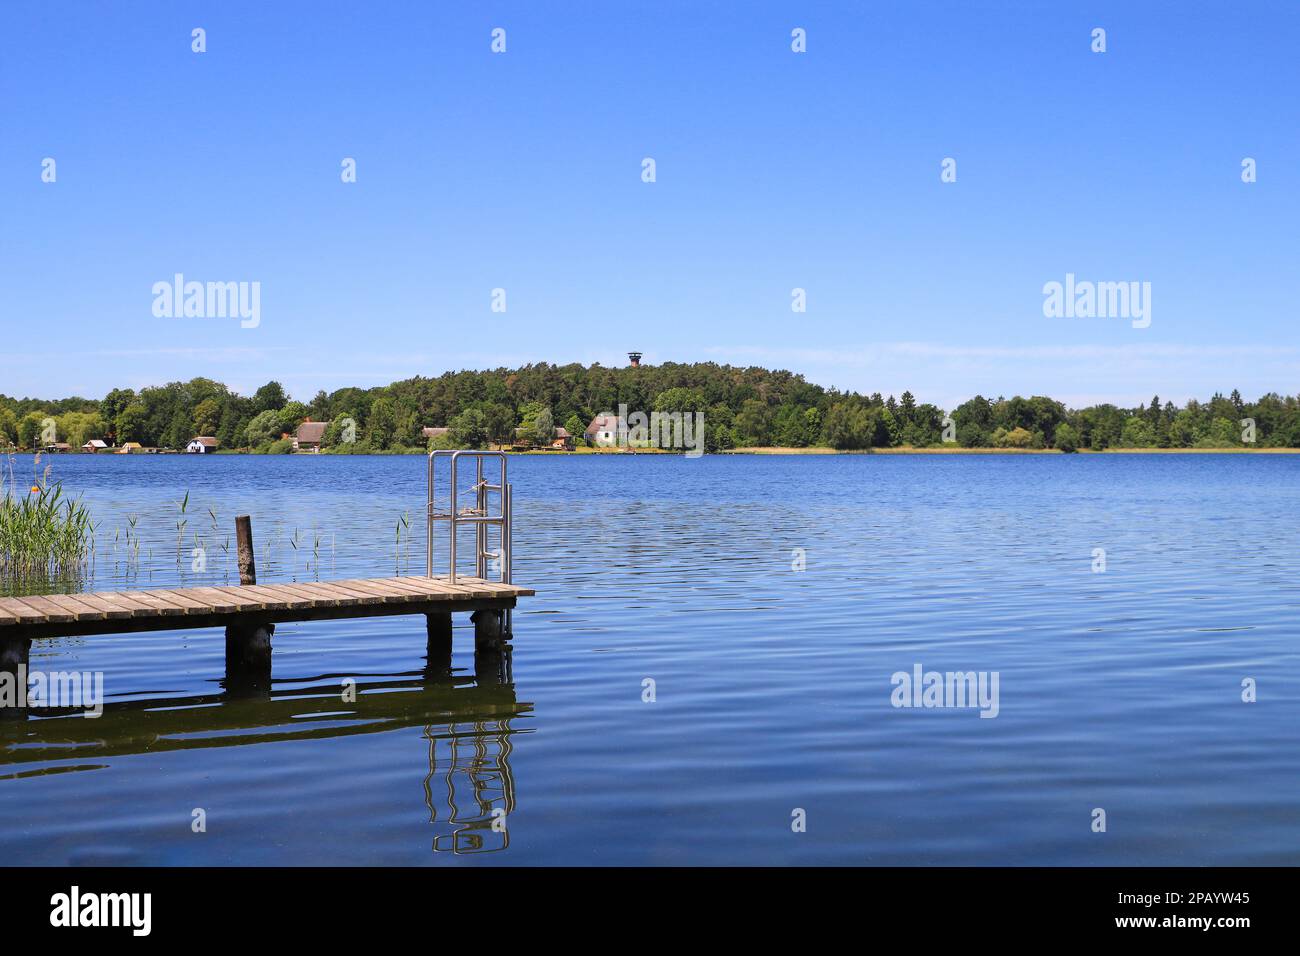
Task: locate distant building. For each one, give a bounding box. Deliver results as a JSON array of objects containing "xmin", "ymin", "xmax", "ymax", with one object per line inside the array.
[
  {"xmin": 117, "ymin": 442, "xmax": 143, "ymax": 454},
  {"xmin": 43, "ymin": 442, "xmax": 72, "ymax": 454},
  {"xmin": 628, "ymin": 352, "xmax": 642, "ymax": 368},
  {"xmin": 81, "ymin": 439, "xmax": 108, "ymax": 453},
  {"xmin": 421, "ymin": 426, "xmax": 449, "ymax": 440},
  {"xmin": 186, "ymin": 436, "xmax": 218, "ymax": 454},
  {"xmin": 585, "ymin": 413, "xmax": 623, "ymax": 446},
  {"xmin": 294, "ymin": 420, "xmax": 329, "ymax": 452},
  {"xmin": 511, "ymin": 425, "xmax": 572, "ymax": 450}
]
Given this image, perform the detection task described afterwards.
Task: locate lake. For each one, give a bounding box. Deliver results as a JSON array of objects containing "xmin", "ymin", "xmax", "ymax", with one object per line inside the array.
[{"xmin": 2, "ymin": 452, "xmax": 1298, "ymax": 865}]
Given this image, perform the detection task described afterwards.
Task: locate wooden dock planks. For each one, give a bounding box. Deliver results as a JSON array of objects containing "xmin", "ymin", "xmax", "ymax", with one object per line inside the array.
[{"xmin": 0, "ymin": 576, "xmax": 534, "ymax": 635}]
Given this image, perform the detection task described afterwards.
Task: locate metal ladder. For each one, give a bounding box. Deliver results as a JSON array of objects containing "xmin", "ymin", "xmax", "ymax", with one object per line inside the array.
[{"xmin": 426, "ymin": 450, "xmax": 513, "ymax": 590}]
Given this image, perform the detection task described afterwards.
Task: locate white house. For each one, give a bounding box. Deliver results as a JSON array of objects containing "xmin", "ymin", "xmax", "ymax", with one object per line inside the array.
[
  {"xmin": 585, "ymin": 413, "xmax": 623, "ymax": 446},
  {"xmin": 186, "ymin": 436, "xmax": 218, "ymax": 454}
]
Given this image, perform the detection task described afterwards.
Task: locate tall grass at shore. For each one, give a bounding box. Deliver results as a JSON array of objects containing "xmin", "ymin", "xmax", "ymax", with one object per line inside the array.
[{"xmin": 1, "ymin": 456, "xmax": 93, "ymax": 580}]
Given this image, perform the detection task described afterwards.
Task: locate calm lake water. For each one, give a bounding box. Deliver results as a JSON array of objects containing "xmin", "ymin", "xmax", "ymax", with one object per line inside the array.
[{"xmin": 2, "ymin": 453, "xmax": 1298, "ymax": 865}]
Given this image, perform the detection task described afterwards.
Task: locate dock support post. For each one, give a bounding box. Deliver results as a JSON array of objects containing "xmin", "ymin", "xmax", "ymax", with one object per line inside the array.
[
  {"xmin": 425, "ymin": 611, "xmax": 453, "ymax": 676},
  {"xmin": 474, "ymin": 638, "xmax": 512, "ymax": 686},
  {"xmin": 0, "ymin": 637, "xmax": 31, "ymax": 720},
  {"xmin": 225, "ymin": 621, "xmax": 273, "ymax": 668},
  {"xmin": 226, "ymin": 515, "xmax": 272, "ymax": 693},
  {"xmin": 224, "ymin": 621, "xmax": 273, "ymax": 695},
  {"xmin": 471, "ymin": 609, "xmax": 504, "ymax": 647}
]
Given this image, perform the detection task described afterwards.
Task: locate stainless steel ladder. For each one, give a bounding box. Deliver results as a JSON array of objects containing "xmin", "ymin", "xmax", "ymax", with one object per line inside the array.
[{"xmin": 426, "ymin": 450, "xmax": 513, "ymax": 590}]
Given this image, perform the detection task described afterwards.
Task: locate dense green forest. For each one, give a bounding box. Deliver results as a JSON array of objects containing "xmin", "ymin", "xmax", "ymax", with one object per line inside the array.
[{"xmin": 2, "ymin": 363, "xmax": 1298, "ymax": 453}]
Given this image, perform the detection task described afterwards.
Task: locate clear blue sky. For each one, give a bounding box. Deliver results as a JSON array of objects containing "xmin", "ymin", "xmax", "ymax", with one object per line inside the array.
[{"xmin": 2, "ymin": 1, "xmax": 1297, "ymax": 410}]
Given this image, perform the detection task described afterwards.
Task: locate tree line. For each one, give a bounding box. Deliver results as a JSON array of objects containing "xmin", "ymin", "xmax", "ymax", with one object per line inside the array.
[{"xmin": 1, "ymin": 364, "xmax": 1298, "ymax": 452}]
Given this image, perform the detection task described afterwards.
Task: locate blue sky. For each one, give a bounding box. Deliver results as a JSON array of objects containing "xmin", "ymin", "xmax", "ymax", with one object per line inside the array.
[{"xmin": 2, "ymin": 1, "xmax": 1297, "ymax": 410}]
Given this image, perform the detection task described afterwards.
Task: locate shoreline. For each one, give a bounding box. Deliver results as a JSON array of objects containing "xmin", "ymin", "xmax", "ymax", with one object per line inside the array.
[
  {"xmin": 8, "ymin": 445, "xmax": 1300, "ymax": 459},
  {"xmin": 726, "ymin": 446, "xmax": 1300, "ymax": 455}
]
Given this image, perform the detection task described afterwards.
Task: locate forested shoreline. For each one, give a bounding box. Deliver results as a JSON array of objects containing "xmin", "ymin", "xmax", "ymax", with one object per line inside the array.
[{"xmin": 3, "ymin": 362, "xmax": 1299, "ymax": 453}]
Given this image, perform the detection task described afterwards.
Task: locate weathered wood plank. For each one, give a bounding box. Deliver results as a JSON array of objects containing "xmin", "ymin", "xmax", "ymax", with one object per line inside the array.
[
  {"xmin": 2, "ymin": 576, "xmax": 532, "ymax": 639},
  {"xmin": 14, "ymin": 595, "xmax": 77, "ymax": 623},
  {"xmin": 75, "ymin": 592, "xmax": 143, "ymax": 619},
  {"xmin": 415, "ymin": 578, "xmax": 496, "ymax": 599},
  {"xmin": 257, "ymin": 582, "xmax": 339, "ymax": 608},
  {"xmin": 159, "ymin": 588, "xmax": 238, "ymax": 613},
  {"xmin": 93, "ymin": 592, "xmax": 159, "ymax": 616},
  {"xmin": 150, "ymin": 589, "xmax": 218, "ymax": 615},
  {"xmin": 208, "ymin": 586, "xmax": 273, "ymax": 610},
  {"xmin": 337, "ymin": 580, "xmax": 425, "ymax": 603},
  {"xmin": 373, "ymin": 578, "xmax": 458, "ymax": 598},
  {"xmin": 306, "ymin": 582, "xmax": 385, "ymax": 605},
  {"xmin": 187, "ymin": 586, "xmax": 260, "ymax": 611},
  {"xmin": 39, "ymin": 594, "xmax": 109, "ymax": 622},
  {"xmin": 225, "ymin": 585, "xmax": 294, "ymax": 611},
  {"xmin": 118, "ymin": 591, "xmax": 188, "ymax": 616},
  {"xmin": 0, "ymin": 597, "xmax": 49, "ymax": 624},
  {"xmin": 259, "ymin": 582, "xmax": 353, "ymax": 606}
]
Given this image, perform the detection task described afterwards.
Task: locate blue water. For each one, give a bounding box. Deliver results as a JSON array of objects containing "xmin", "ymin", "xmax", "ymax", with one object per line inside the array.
[{"xmin": 2, "ymin": 453, "xmax": 1298, "ymax": 864}]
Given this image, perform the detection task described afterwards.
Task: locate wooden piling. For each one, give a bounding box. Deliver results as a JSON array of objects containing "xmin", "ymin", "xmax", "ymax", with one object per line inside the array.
[
  {"xmin": 471, "ymin": 608, "xmax": 504, "ymax": 646},
  {"xmin": 225, "ymin": 621, "xmax": 273, "ymax": 666},
  {"xmin": 0, "ymin": 636, "xmax": 31, "ymax": 720},
  {"xmin": 425, "ymin": 611, "xmax": 453, "ymax": 676},
  {"xmin": 474, "ymin": 639, "xmax": 512, "ymax": 686},
  {"xmin": 228, "ymin": 515, "xmax": 273, "ymax": 680},
  {"xmin": 0, "ymin": 637, "xmax": 29, "ymax": 672},
  {"xmin": 235, "ymin": 514, "xmax": 257, "ymax": 585}
]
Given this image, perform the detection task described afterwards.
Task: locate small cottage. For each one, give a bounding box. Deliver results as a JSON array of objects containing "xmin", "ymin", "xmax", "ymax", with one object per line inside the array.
[
  {"xmin": 294, "ymin": 421, "xmax": 329, "ymax": 452},
  {"xmin": 186, "ymin": 436, "xmax": 218, "ymax": 454},
  {"xmin": 81, "ymin": 439, "xmax": 108, "ymax": 453},
  {"xmin": 585, "ymin": 413, "xmax": 623, "ymax": 446}
]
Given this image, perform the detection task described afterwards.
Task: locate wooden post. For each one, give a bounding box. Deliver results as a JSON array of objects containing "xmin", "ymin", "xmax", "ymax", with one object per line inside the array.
[
  {"xmin": 224, "ymin": 621, "xmax": 273, "ymax": 697},
  {"xmin": 0, "ymin": 637, "xmax": 31, "ymax": 720},
  {"xmin": 425, "ymin": 612, "xmax": 453, "ymax": 677},
  {"xmin": 474, "ymin": 638, "xmax": 512, "ymax": 686},
  {"xmin": 471, "ymin": 608, "xmax": 503, "ymax": 647},
  {"xmin": 235, "ymin": 514, "xmax": 256, "ymax": 585},
  {"xmin": 227, "ymin": 515, "xmax": 272, "ymax": 691}
]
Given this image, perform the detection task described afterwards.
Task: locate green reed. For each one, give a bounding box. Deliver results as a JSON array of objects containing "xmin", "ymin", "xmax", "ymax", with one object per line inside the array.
[{"xmin": 0, "ymin": 479, "xmax": 93, "ymax": 579}]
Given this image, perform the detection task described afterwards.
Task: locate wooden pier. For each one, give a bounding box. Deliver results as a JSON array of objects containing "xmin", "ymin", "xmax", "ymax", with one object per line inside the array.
[
  {"xmin": 0, "ymin": 574, "xmax": 532, "ymax": 691},
  {"xmin": 0, "ymin": 506, "xmax": 533, "ymax": 712},
  {"xmin": 0, "ymin": 574, "xmax": 534, "ymax": 713},
  {"xmin": 1, "ymin": 452, "xmax": 530, "ymax": 709},
  {"xmin": 0, "ymin": 575, "xmax": 533, "ymax": 642}
]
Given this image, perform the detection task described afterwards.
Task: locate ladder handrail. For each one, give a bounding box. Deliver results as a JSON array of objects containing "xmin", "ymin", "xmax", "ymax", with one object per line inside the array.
[{"xmin": 427, "ymin": 449, "xmax": 511, "ymax": 586}]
